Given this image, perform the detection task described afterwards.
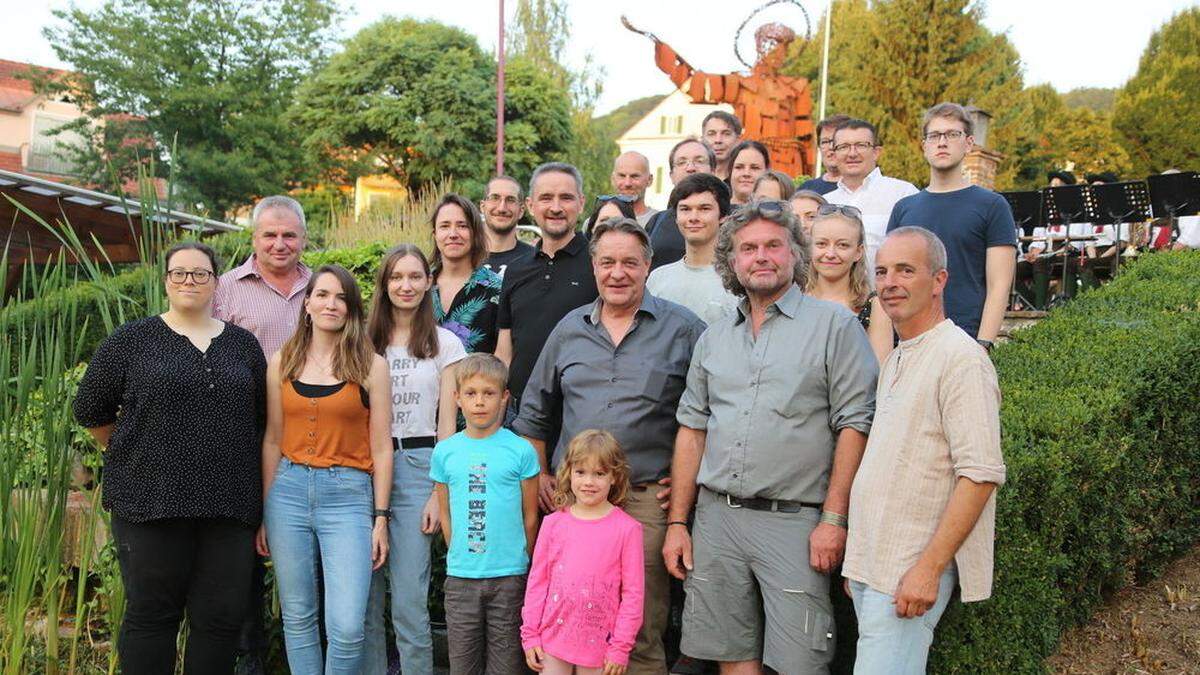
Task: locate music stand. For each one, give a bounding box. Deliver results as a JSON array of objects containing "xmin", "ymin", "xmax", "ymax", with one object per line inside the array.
[
  {"xmin": 1002, "ymin": 190, "xmax": 1043, "ymax": 309},
  {"xmin": 1042, "ymin": 184, "xmax": 1100, "ymax": 300},
  {"xmin": 1146, "ymin": 171, "xmax": 1200, "ymax": 243},
  {"xmin": 1091, "ymin": 181, "xmax": 1153, "ymax": 276}
]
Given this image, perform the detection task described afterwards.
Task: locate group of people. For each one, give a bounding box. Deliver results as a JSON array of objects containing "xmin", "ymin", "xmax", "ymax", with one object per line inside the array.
[{"xmin": 74, "ymin": 101, "xmax": 1009, "ymax": 675}]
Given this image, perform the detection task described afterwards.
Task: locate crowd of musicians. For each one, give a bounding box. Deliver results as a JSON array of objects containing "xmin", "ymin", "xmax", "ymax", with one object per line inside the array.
[{"xmin": 71, "ymin": 100, "xmax": 1192, "ymax": 675}]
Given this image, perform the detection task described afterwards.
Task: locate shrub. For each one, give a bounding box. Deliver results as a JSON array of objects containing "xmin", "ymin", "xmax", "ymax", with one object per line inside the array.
[{"xmin": 929, "ymin": 250, "xmax": 1200, "ymax": 673}]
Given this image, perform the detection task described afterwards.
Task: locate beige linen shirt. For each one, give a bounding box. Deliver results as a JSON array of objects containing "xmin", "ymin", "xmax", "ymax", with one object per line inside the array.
[{"xmin": 843, "ymin": 319, "xmax": 1006, "ymax": 602}]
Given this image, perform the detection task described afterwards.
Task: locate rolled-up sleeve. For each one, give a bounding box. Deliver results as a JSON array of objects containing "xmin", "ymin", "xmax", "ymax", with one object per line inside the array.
[
  {"xmin": 825, "ymin": 314, "xmax": 878, "ymax": 434},
  {"xmin": 940, "ymin": 352, "xmax": 1006, "ymax": 486},
  {"xmin": 675, "ymin": 333, "xmax": 711, "ymax": 430},
  {"xmin": 512, "ymin": 327, "xmax": 564, "ymax": 441},
  {"xmin": 73, "ymin": 328, "xmax": 128, "ymax": 428}
]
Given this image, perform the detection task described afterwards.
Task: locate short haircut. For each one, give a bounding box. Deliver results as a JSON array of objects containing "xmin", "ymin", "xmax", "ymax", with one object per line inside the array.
[
  {"xmin": 1047, "ymin": 170, "xmax": 1077, "ymax": 185},
  {"xmin": 253, "ymin": 195, "xmax": 306, "ymax": 231},
  {"xmin": 753, "ymin": 170, "xmax": 796, "ymax": 200},
  {"xmin": 728, "ymin": 139, "xmax": 772, "ymax": 169},
  {"xmin": 887, "ymin": 226, "xmax": 948, "ymax": 274},
  {"xmin": 715, "ymin": 199, "xmax": 810, "ymax": 296},
  {"xmin": 454, "ymin": 353, "xmax": 509, "ymax": 390},
  {"xmin": 668, "ymin": 137, "xmax": 716, "ymax": 172},
  {"xmin": 529, "ymin": 161, "xmax": 583, "ymax": 197},
  {"xmin": 790, "ymin": 189, "xmax": 828, "ymax": 207},
  {"xmin": 164, "ymin": 240, "xmax": 220, "ymax": 272},
  {"xmin": 815, "ymin": 113, "xmax": 852, "ymax": 139},
  {"xmin": 588, "ymin": 217, "xmax": 653, "ymax": 262},
  {"xmin": 922, "ymin": 102, "xmax": 973, "ymax": 137},
  {"xmin": 832, "ymin": 119, "xmax": 880, "ymax": 146},
  {"xmin": 702, "ymin": 110, "xmax": 743, "ymax": 136},
  {"xmin": 486, "ymin": 175, "xmax": 523, "ymax": 201},
  {"xmin": 668, "ymin": 172, "xmax": 732, "ymax": 218},
  {"xmin": 583, "ymin": 196, "xmax": 638, "ymax": 235}
]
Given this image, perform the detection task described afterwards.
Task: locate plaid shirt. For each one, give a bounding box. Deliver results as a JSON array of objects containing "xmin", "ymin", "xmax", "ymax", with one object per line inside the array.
[{"xmin": 213, "ymin": 254, "xmax": 311, "ymax": 359}]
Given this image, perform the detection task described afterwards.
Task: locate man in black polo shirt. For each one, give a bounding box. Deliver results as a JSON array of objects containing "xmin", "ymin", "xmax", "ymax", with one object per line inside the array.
[{"xmin": 495, "ymin": 161, "xmax": 598, "ymax": 424}]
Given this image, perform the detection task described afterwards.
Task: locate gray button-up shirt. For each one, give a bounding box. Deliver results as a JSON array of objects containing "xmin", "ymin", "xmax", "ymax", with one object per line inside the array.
[
  {"xmin": 676, "ymin": 284, "xmax": 878, "ymax": 503},
  {"xmin": 514, "ymin": 292, "xmax": 706, "ymax": 484}
]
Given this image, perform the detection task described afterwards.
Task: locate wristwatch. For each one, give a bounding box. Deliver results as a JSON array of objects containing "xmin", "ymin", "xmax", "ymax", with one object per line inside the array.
[
  {"xmin": 373, "ymin": 508, "xmax": 392, "ymax": 521},
  {"xmin": 976, "ymin": 338, "xmax": 994, "ymax": 353}
]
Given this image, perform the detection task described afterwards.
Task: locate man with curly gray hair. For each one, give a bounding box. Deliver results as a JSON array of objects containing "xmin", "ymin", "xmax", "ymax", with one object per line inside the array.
[{"xmin": 664, "ymin": 199, "xmax": 879, "ymax": 673}]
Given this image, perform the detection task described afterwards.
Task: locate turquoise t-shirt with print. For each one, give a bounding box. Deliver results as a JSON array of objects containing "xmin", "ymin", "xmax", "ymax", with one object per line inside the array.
[{"xmin": 430, "ymin": 427, "xmax": 540, "ymax": 578}]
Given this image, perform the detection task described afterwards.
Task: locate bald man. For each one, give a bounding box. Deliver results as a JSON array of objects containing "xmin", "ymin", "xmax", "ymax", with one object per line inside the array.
[{"xmin": 611, "ymin": 151, "xmax": 659, "ymax": 227}]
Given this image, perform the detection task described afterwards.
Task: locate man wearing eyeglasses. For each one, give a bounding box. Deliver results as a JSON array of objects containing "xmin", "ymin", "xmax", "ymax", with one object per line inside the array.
[
  {"xmin": 824, "ymin": 119, "xmax": 919, "ymax": 275},
  {"xmin": 481, "ymin": 175, "xmax": 535, "ymax": 280},
  {"xmin": 647, "ymin": 138, "xmax": 719, "ymax": 272},
  {"xmin": 798, "ymin": 114, "xmax": 852, "ymax": 195},
  {"xmin": 885, "ymin": 103, "xmax": 1017, "ymax": 348},
  {"xmin": 612, "ymin": 151, "xmax": 660, "ymax": 228}
]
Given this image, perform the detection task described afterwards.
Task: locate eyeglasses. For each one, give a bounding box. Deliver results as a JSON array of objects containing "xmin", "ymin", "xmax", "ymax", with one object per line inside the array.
[
  {"xmin": 484, "ymin": 194, "xmax": 519, "ymax": 205},
  {"xmin": 672, "ymin": 156, "xmax": 711, "ymax": 169},
  {"xmin": 922, "ymin": 130, "xmax": 967, "ymax": 144},
  {"xmin": 166, "ymin": 268, "xmax": 214, "ymax": 284},
  {"xmin": 816, "ymin": 204, "xmax": 863, "ymax": 219},
  {"xmin": 833, "ymin": 142, "xmax": 878, "ymax": 155},
  {"xmin": 818, "ymin": 138, "xmax": 835, "ymax": 148}
]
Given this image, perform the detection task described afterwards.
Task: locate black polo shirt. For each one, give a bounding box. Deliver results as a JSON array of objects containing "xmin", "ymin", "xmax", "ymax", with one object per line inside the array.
[
  {"xmin": 497, "ymin": 232, "xmax": 598, "ymax": 402},
  {"xmin": 648, "ymin": 209, "xmax": 685, "ymax": 272}
]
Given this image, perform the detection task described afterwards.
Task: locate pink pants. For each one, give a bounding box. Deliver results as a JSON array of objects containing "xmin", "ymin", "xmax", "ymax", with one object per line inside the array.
[{"xmin": 541, "ymin": 651, "xmax": 604, "ymax": 675}]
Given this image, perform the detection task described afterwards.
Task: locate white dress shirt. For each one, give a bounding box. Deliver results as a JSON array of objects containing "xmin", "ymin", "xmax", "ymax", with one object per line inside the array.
[
  {"xmin": 824, "ymin": 167, "xmax": 918, "ymax": 272},
  {"xmin": 1177, "ymin": 215, "xmax": 1200, "ymax": 248}
]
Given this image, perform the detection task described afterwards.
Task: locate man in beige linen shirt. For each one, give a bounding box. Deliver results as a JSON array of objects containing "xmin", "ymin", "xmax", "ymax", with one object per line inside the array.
[{"xmin": 843, "ymin": 226, "xmax": 1006, "ymax": 674}]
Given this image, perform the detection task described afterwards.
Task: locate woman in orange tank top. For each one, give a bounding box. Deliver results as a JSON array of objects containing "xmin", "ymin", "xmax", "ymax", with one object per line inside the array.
[{"xmin": 257, "ymin": 264, "xmax": 393, "ymax": 675}]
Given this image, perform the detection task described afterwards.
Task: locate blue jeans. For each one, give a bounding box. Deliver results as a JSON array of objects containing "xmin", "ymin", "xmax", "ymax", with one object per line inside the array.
[
  {"xmin": 265, "ymin": 458, "xmax": 374, "ymax": 675},
  {"xmin": 365, "ymin": 447, "xmax": 435, "ymax": 675},
  {"xmin": 848, "ymin": 565, "xmax": 958, "ymax": 675}
]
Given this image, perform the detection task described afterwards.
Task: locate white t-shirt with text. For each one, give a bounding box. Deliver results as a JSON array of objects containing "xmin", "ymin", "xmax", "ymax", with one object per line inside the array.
[{"xmin": 386, "ymin": 326, "xmax": 467, "ymax": 439}]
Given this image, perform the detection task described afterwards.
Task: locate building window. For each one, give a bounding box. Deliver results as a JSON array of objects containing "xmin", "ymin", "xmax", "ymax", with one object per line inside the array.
[
  {"xmin": 27, "ymin": 114, "xmax": 84, "ymax": 176},
  {"xmin": 675, "ymin": 115, "xmax": 684, "ymax": 134},
  {"xmin": 659, "ymin": 116, "xmax": 667, "ymax": 135}
]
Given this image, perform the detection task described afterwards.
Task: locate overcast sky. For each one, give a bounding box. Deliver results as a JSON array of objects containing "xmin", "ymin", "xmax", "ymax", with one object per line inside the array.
[{"xmin": 4, "ymin": 0, "xmax": 1197, "ymax": 114}]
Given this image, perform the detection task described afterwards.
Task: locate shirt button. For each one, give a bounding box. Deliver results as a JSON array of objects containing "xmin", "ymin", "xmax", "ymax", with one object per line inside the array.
[
  {"xmin": 556, "ymin": 619, "xmax": 563, "ymax": 624},
  {"xmin": 205, "ymin": 367, "xmax": 212, "ymax": 373},
  {"xmin": 544, "ymin": 274, "xmax": 551, "ymax": 280},
  {"xmin": 607, "ymin": 402, "xmax": 613, "ymax": 408},
  {"xmin": 208, "ymin": 383, "xmax": 214, "ymax": 389},
  {"xmin": 610, "ymin": 377, "xmax": 617, "ymax": 383},
  {"xmin": 735, "ymin": 442, "xmax": 741, "ymax": 447}
]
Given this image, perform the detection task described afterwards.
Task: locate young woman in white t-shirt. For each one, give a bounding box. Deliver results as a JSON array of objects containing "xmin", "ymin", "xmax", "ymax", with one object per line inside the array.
[{"xmin": 364, "ymin": 244, "xmax": 467, "ymax": 674}]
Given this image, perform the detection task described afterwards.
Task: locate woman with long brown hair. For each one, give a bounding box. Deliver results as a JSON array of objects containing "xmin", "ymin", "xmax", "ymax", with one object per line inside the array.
[
  {"xmin": 257, "ymin": 264, "xmax": 393, "ymax": 675},
  {"xmin": 363, "ymin": 245, "xmax": 466, "ymax": 674},
  {"xmin": 430, "ymin": 193, "xmax": 503, "ymax": 353}
]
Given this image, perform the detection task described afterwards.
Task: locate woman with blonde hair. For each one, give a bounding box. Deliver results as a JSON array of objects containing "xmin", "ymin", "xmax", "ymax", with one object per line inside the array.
[
  {"xmin": 257, "ymin": 264, "xmax": 393, "ymax": 674},
  {"xmin": 807, "ymin": 206, "xmax": 894, "ymax": 363}
]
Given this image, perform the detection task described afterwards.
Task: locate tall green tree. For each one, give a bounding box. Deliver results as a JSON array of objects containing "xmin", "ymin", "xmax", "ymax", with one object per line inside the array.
[
  {"xmin": 44, "ymin": 0, "xmax": 336, "ymax": 215},
  {"xmin": 1113, "ymin": 8, "xmax": 1200, "ymax": 175}
]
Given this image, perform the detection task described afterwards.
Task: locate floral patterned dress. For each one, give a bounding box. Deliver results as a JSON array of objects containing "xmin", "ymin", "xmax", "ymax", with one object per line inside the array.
[{"xmin": 432, "ymin": 266, "xmax": 503, "ymax": 354}]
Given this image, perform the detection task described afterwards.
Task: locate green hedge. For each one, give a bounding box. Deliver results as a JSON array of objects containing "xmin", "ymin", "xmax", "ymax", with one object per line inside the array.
[{"xmin": 930, "ymin": 250, "xmax": 1200, "ymax": 673}]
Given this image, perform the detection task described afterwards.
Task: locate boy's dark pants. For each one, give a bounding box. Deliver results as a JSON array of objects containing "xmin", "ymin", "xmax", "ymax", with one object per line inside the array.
[{"xmin": 443, "ymin": 574, "xmax": 527, "ymax": 675}]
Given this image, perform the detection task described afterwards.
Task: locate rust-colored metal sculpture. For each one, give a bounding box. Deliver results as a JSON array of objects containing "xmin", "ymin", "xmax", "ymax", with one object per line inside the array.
[{"xmin": 623, "ymin": 5, "xmax": 817, "ymax": 178}]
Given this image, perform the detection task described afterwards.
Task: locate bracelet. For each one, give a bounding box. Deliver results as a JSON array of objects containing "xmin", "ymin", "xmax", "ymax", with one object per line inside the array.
[
  {"xmin": 373, "ymin": 508, "xmax": 392, "ymax": 521},
  {"xmin": 819, "ymin": 511, "xmax": 848, "ymax": 528},
  {"xmin": 667, "ymin": 521, "xmax": 689, "ymax": 528}
]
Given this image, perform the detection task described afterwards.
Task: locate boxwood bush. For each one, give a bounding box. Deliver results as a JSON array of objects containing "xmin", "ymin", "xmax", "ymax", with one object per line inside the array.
[{"xmin": 929, "ymin": 250, "xmax": 1200, "ymax": 673}]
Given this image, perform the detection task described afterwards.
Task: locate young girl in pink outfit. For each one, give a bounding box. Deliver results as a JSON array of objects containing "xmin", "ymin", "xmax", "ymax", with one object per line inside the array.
[{"xmin": 521, "ymin": 430, "xmax": 644, "ymax": 675}]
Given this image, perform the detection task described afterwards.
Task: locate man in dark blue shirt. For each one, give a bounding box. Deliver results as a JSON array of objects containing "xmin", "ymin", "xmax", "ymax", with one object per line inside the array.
[{"xmin": 886, "ymin": 103, "xmax": 1016, "ymax": 347}]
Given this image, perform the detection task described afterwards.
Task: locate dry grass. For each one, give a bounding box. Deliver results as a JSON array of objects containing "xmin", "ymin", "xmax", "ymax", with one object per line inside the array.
[{"xmin": 323, "ymin": 177, "xmax": 454, "ymax": 249}]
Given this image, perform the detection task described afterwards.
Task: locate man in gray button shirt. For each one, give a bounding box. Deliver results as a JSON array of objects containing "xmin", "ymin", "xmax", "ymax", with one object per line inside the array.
[
  {"xmin": 663, "ymin": 200, "xmax": 878, "ymax": 674},
  {"xmin": 515, "ymin": 217, "xmax": 705, "ymax": 675}
]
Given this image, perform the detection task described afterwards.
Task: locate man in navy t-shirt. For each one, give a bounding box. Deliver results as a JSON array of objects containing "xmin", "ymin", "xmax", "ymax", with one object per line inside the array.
[{"xmin": 886, "ymin": 103, "xmax": 1016, "ymax": 348}]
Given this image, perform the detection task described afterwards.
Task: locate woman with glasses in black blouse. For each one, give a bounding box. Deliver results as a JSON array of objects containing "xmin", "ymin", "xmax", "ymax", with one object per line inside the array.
[{"xmin": 74, "ymin": 242, "xmax": 267, "ymax": 675}]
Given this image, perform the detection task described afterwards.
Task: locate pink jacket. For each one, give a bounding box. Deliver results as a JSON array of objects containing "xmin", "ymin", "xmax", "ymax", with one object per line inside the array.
[{"xmin": 520, "ymin": 507, "xmax": 644, "ymax": 667}]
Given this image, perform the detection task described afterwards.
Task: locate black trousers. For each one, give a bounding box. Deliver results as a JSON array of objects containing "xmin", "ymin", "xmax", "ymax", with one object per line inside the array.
[{"xmin": 111, "ymin": 515, "xmax": 256, "ymax": 675}]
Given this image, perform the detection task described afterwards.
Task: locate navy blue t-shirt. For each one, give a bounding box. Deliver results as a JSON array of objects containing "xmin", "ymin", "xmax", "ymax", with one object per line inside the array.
[
  {"xmin": 797, "ymin": 177, "xmax": 838, "ymax": 195},
  {"xmin": 886, "ymin": 186, "xmax": 1016, "ymax": 338}
]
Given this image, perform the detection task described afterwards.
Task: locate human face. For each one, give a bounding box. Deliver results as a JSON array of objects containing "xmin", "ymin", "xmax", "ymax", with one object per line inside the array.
[
  {"xmin": 730, "ymin": 148, "xmax": 768, "ymax": 204},
  {"xmin": 596, "ymin": 201, "xmax": 625, "ymax": 222},
  {"xmin": 818, "ymin": 125, "xmax": 840, "ymax": 173},
  {"xmin": 675, "ymin": 191, "xmax": 722, "ymax": 248},
  {"xmin": 481, "ymin": 178, "xmax": 523, "ymax": 235},
  {"xmin": 753, "ymin": 179, "xmax": 783, "ymax": 201},
  {"xmin": 790, "ymin": 196, "xmax": 821, "ymax": 236},
  {"xmin": 386, "ymin": 255, "xmax": 430, "ymax": 312},
  {"xmin": 304, "ymin": 272, "xmax": 349, "ymax": 332},
  {"xmin": 454, "ymin": 374, "xmax": 507, "ymax": 433},
  {"xmin": 670, "ymin": 141, "xmax": 713, "ymax": 184},
  {"xmin": 1048, "ymin": 177, "xmax": 1066, "ymax": 188},
  {"xmin": 434, "ymin": 202, "xmax": 473, "ymax": 263},
  {"xmin": 832, "ymin": 127, "xmax": 880, "ymax": 180},
  {"xmin": 921, "ymin": 116, "xmax": 972, "ymax": 171},
  {"xmin": 164, "ymin": 249, "xmax": 216, "ymax": 312},
  {"xmin": 611, "ymin": 154, "xmax": 652, "ymax": 202},
  {"xmin": 253, "ymin": 207, "xmax": 306, "ymax": 276},
  {"xmin": 592, "ymin": 231, "xmax": 649, "ymax": 311},
  {"xmin": 527, "ymin": 171, "xmax": 582, "ymax": 240},
  {"xmin": 702, "ymin": 118, "xmax": 739, "ymax": 164},
  {"xmin": 810, "ymin": 216, "xmax": 863, "ymax": 284},
  {"xmin": 571, "ymin": 458, "xmax": 615, "ymax": 508},
  {"xmin": 732, "ymin": 219, "xmax": 796, "ymax": 299},
  {"xmin": 874, "ymin": 234, "xmax": 947, "ymax": 326}
]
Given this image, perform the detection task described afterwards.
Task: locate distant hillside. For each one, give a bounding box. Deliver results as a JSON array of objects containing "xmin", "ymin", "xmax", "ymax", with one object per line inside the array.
[
  {"xmin": 595, "ymin": 94, "xmax": 668, "ymax": 137},
  {"xmin": 1062, "ymin": 87, "xmax": 1117, "ymax": 112}
]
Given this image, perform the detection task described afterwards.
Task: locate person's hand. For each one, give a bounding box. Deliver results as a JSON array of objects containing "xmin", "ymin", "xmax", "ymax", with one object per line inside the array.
[
  {"xmin": 843, "ymin": 577, "xmax": 851, "ymax": 598},
  {"xmin": 421, "ymin": 493, "xmax": 439, "ymax": 534},
  {"xmin": 525, "ymin": 646, "xmax": 545, "ymax": 672},
  {"xmin": 371, "ymin": 518, "xmax": 389, "ymax": 571},
  {"xmin": 255, "ymin": 524, "xmax": 270, "ymax": 557},
  {"xmin": 662, "ymin": 524, "xmax": 693, "ymax": 580},
  {"xmin": 655, "ymin": 476, "xmax": 671, "ymax": 510},
  {"xmin": 603, "ymin": 660, "xmax": 628, "ymax": 675},
  {"xmin": 893, "ymin": 561, "xmax": 941, "ymax": 618},
  {"xmin": 1024, "ymin": 250, "xmax": 1039, "ymax": 263},
  {"xmin": 538, "ymin": 472, "xmax": 557, "ymax": 513},
  {"xmin": 808, "ymin": 522, "xmax": 846, "ymax": 574}
]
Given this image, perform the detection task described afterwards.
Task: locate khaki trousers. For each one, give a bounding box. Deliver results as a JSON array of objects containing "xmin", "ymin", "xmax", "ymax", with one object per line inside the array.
[{"xmin": 622, "ymin": 485, "xmax": 670, "ymax": 675}]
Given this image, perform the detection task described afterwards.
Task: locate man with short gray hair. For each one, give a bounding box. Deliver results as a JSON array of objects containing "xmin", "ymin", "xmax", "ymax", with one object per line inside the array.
[
  {"xmin": 665, "ymin": 200, "xmax": 878, "ymax": 673},
  {"xmin": 515, "ymin": 218, "xmax": 706, "ymax": 674}
]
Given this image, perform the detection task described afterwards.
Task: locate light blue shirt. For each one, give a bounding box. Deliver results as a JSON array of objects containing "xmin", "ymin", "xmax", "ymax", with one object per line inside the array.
[{"xmin": 430, "ymin": 428, "xmax": 540, "ymax": 578}]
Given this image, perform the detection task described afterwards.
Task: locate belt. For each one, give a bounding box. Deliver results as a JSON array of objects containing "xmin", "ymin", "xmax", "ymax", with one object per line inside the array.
[
  {"xmin": 392, "ymin": 436, "xmax": 436, "ymax": 451},
  {"xmin": 714, "ymin": 491, "xmax": 821, "ymax": 513}
]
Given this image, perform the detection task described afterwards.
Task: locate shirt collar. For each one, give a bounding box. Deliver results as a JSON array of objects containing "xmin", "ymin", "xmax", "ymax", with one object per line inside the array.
[
  {"xmin": 837, "ymin": 166, "xmax": 883, "ymax": 194},
  {"xmin": 536, "ymin": 231, "xmax": 587, "ymax": 258},
  {"xmin": 586, "ymin": 289, "xmax": 660, "ymax": 325},
  {"xmin": 897, "ymin": 318, "xmax": 955, "ymax": 350},
  {"xmin": 735, "ymin": 283, "xmax": 804, "ymax": 323},
  {"xmin": 235, "ymin": 253, "xmax": 311, "ymax": 282}
]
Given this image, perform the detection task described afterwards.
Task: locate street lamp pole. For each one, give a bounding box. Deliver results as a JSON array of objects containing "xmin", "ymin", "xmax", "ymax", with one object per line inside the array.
[{"xmin": 496, "ymin": 0, "xmax": 506, "ymax": 175}]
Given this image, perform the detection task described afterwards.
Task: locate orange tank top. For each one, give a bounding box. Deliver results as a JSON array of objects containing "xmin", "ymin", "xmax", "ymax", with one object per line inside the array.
[{"xmin": 281, "ymin": 380, "xmax": 373, "ymax": 472}]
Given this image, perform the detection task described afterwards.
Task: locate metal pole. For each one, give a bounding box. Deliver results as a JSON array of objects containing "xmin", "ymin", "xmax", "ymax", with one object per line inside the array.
[
  {"xmin": 496, "ymin": 0, "xmax": 506, "ymax": 175},
  {"xmin": 815, "ymin": 0, "xmax": 832, "ymax": 177}
]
